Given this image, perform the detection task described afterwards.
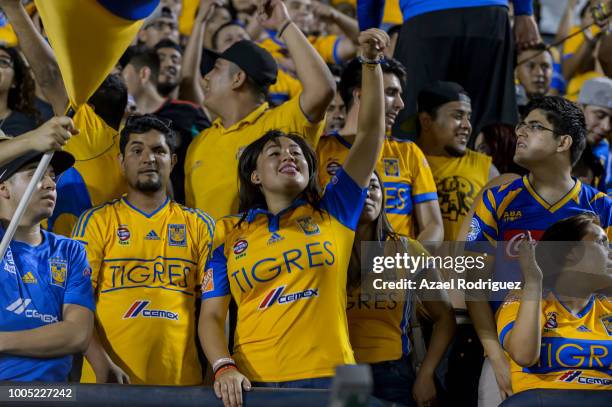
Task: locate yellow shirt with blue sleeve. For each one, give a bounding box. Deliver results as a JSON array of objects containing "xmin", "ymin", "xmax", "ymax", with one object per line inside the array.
[
  {"xmin": 72, "ymin": 196, "xmax": 214, "ymax": 385},
  {"xmin": 496, "ymin": 292, "xmax": 612, "ymax": 392},
  {"xmin": 317, "ymin": 133, "xmax": 438, "ymax": 239},
  {"xmin": 184, "ymin": 96, "xmax": 324, "ymax": 220},
  {"xmin": 202, "ymin": 168, "xmax": 367, "ymax": 382},
  {"xmin": 259, "ymin": 31, "xmax": 344, "ymax": 65},
  {"xmin": 426, "ymin": 149, "xmax": 491, "ymax": 241}
]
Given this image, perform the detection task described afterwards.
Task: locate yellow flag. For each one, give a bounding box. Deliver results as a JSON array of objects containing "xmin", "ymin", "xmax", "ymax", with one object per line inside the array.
[{"xmin": 34, "ymin": 0, "xmax": 159, "ymax": 108}]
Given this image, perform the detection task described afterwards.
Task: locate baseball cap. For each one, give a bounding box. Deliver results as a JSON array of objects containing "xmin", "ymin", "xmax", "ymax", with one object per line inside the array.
[
  {"xmin": 0, "ymin": 148, "xmax": 75, "ymax": 183},
  {"xmin": 205, "ymin": 40, "xmax": 278, "ymax": 87},
  {"xmin": 578, "ymin": 77, "xmax": 612, "ymax": 109},
  {"xmin": 143, "ymin": 6, "xmax": 177, "ymax": 28},
  {"xmin": 418, "ymin": 81, "xmax": 471, "ymax": 112}
]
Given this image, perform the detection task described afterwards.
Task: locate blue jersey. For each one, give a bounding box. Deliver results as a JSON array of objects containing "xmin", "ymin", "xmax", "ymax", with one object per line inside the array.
[
  {"xmin": 467, "ymin": 176, "xmax": 612, "ymax": 309},
  {"xmin": 592, "ymin": 139, "xmax": 611, "ymax": 193},
  {"xmin": 0, "ymin": 228, "xmax": 95, "ymax": 382}
]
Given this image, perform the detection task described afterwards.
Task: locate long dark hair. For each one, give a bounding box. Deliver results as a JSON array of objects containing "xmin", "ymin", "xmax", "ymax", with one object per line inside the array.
[
  {"xmin": 0, "ymin": 45, "xmax": 38, "ymax": 121},
  {"xmin": 348, "ymin": 171, "xmax": 400, "ymax": 290},
  {"xmin": 237, "ymin": 130, "xmax": 321, "ymax": 224}
]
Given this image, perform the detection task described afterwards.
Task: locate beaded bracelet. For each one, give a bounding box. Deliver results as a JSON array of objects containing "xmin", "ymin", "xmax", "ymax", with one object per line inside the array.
[
  {"xmin": 214, "ymin": 364, "xmax": 238, "ymax": 380},
  {"xmin": 357, "ymin": 54, "xmax": 385, "ymax": 65},
  {"xmin": 212, "ymin": 357, "xmax": 236, "ymax": 373}
]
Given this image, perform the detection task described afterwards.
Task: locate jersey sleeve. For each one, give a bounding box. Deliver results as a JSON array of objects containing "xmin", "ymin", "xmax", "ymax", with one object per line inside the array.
[
  {"xmin": 71, "ymin": 208, "xmax": 105, "ymax": 291},
  {"xmin": 466, "ymin": 188, "xmax": 499, "ymax": 253},
  {"xmin": 194, "ymin": 209, "xmax": 215, "ymax": 288},
  {"xmin": 269, "ymin": 96, "xmax": 325, "ymax": 148},
  {"xmin": 590, "ymin": 192, "xmax": 612, "ymax": 240},
  {"xmin": 63, "ymin": 242, "xmax": 95, "ymax": 312},
  {"xmin": 409, "ymin": 144, "xmax": 438, "ymax": 204},
  {"xmin": 201, "ymin": 220, "xmax": 231, "ymax": 299},
  {"xmin": 312, "ymin": 35, "xmax": 343, "ymax": 65},
  {"xmin": 320, "ymin": 167, "xmax": 368, "ymax": 231},
  {"xmin": 496, "ymin": 292, "xmax": 522, "ymax": 349}
]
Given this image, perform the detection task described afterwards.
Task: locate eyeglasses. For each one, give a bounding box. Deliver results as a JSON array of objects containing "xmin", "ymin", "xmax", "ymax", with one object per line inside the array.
[
  {"xmin": 146, "ymin": 21, "xmax": 178, "ymax": 31},
  {"xmin": 0, "ymin": 58, "xmax": 14, "ymax": 69},
  {"xmin": 515, "ymin": 121, "xmax": 556, "ymax": 134}
]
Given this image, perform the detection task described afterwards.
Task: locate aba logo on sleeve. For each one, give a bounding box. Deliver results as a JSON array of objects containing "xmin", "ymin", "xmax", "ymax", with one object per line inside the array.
[
  {"xmin": 49, "ymin": 258, "xmax": 68, "ymax": 288},
  {"xmin": 168, "ymin": 224, "xmax": 186, "ymax": 247},
  {"xmin": 202, "ymin": 268, "xmax": 215, "ymax": 293}
]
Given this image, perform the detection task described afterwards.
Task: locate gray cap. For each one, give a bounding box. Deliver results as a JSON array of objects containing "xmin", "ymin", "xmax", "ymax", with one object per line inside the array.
[{"xmin": 578, "ymin": 77, "xmax": 612, "ymax": 109}]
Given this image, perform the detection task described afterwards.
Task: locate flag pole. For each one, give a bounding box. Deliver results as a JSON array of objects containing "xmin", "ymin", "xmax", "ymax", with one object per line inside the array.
[{"xmin": 0, "ymin": 107, "xmax": 75, "ymax": 261}]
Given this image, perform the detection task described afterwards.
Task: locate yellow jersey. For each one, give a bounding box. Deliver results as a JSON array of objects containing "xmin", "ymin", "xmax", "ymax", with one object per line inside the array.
[
  {"xmin": 184, "ymin": 96, "xmax": 324, "ymax": 220},
  {"xmin": 202, "ymin": 168, "xmax": 366, "ymax": 382},
  {"xmin": 49, "ymin": 104, "xmax": 127, "ymax": 236},
  {"xmin": 317, "ymin": 133, "xmax": 438, "ymax": 238},
  {"xmin": 259, "ymin": 32, "xmax": 343, "ymax": 65},
  {"xmin": 497, "ymin": 292, "xmax": 612, "ymax": 393},
  {"xmin": 347, "ymin": 238, "xmax": 428, "ymax": 364},
  {"xmin": 426, "ymin": 150, "xmax": 492, "ymax": 241},
  {"xmin": 72, "ymin": 196, "xmax": 214, "ymax": 385}
]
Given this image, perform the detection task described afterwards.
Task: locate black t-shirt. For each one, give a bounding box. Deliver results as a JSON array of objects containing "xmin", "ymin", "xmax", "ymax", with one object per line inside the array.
[
  {"xmin": 154, "ymin": 99, "xmax": 210, "ymax": 205},
  {"xmin": 0, "ymin": 99, "xmax": 54, "ymax": 136}
]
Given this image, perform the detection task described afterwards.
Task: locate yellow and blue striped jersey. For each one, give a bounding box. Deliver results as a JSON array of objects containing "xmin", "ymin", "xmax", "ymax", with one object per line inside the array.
[
  {"xmin": 202, "ymin": 168, "xmax": 367, "ymax": 382},
  {"xmin": 72, "ymin": 196, "xmax": 214, "ymax": 385},
  {"xmin": 268, "ymin": 70, "xmax": 302, "ymax": 107},
  {"xmin": 497, "ymin": 292, "xmax": 612, "ymax": 392},
  {"xmin": 317, "ymin": 133, "xmax": 438, "ymax": 239},
  {"xmin": 426, "ymin": 150, "xmax": 492, "ymax": 241},
  {"xmin": 467, "ymin": 176, "xmax": 612, "ymax": 309},
  {"xmin": 347, "ymin": 238, "xmax": 427, "ymax": 364}
]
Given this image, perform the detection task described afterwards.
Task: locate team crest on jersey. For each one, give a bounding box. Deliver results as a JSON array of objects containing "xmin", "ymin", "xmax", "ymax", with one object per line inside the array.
[
  {"xmin": 267, "ymin": 232, "xmax": 284, "ymax": 245},
  {"xmin": 202, "ymin": 268, "xmax": 215, "ymax": 293},
  {"xmin": 601, "ymin": 315, "xmax": 612, "ymax": 336},
  {"xmin": 326, "ymin": 160, "xmax": 341, "ymax": 176},
  {"xmin": 383, "ymin": 158, "xmax": 400, "ymax": 177},
  {"xmin": 49, "ymin": 258, "xmax": 67, "ymax": 288},
  {"xmin": 544, "ymin": 312, "xmax": 558, "ymax": 330},
  {"xmin": 117, "ymin": 225, "xmax": 131, "ymax": 245},
  {"xmin": 297, "ymin": 216, "xmax": 320, "ymax": 236},
  {"xmin": 168, "ymin": 224, "xmax": 186, "ymax": 247}
]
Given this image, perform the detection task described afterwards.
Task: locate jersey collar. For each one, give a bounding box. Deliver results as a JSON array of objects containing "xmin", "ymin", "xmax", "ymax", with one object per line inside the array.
[
  {"xmin": 121, "ymin": 195, "xmax": 170, "ymax": 219},
  {"xmin": 522, "ymin": 175, "xmax": 582, "ymax": 213},
  {"xmin": 211, "ymin": 103, "xmax": 270, "ymax": 134},
  {"xmin": 246, "ymin": 199, "xmax": 308, "ymax": 233},
  {"xmin": 551, "ymin": 291, "xmax": 596, "ymax": 319}
]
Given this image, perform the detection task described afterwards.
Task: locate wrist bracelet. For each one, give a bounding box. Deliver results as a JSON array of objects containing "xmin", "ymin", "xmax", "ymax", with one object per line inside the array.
[
  {"xmin": 278, "ymin": 20, "xmax": 292, "ymax": 38},
  {"xmin": 214, "ymin": 364, "xmax": 238, "ymax": 380},
  {"xmin": 212, "ymin": 357, "xmax": 235, "ymax": 373},
  {"xmin": 357, "ymin": 55, "xmax": 385, "ymax": 65}
]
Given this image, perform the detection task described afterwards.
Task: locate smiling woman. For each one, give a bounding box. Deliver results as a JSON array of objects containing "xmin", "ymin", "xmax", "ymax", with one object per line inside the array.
[{"xmin": 199, "ymin": 28, "xmax": 390, "ymax": 407}]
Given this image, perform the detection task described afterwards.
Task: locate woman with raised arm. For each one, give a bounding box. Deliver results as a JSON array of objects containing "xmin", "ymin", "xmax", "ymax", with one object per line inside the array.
[{"xmin": 198, "ymin": 28, "xmax": 389, "ymax": 407}]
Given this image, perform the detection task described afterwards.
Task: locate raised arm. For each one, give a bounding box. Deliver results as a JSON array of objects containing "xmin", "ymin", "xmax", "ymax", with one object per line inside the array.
[
  {"xmin": 342, "ymin": 29, "xmax": 388, "ymax": 187},
  {"xmin": 313, "ymin": 1, "xmax": 359, "ymax": 60},
  {"xmin": 0, "ymin": 304, "xmax": 93, "ymax": 357},
  {"xmin": 180, "ymin": 0, "xmax": 220, "ymax": 106},
  {"xmin": 1, "ymin": 0, "xmax": 68, "ymax": 114},
  {"xmin": 257, "ymin": 0, "xmax": 335, "ymax": 122}
]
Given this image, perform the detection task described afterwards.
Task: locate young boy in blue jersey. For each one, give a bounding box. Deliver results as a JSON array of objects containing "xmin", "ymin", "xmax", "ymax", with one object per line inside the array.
[
  {"xmin": 0, "ymin": 119, "xmax": 95, "ymax": 382},
  {"xmin": 466, "ymin": 96, "xmax": 612, "ymax": 406}
]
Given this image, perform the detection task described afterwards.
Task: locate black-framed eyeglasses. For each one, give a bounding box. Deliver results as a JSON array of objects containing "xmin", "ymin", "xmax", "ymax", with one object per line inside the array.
[{"xmin": 515, "ymin": 121, "xmax": 556, "ymax": 134}]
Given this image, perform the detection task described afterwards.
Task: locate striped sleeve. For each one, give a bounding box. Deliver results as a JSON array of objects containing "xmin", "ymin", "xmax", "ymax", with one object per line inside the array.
[{"xmin": 409, "ymin": 143, "xmax": 438, "ymax": 204}]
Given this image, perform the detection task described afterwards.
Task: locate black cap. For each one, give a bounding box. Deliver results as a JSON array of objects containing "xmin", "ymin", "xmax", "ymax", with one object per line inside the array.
[
  {"xmin": 417, "ymin": 81, "xmax": 471, "ymax": 112},
  {"xmin": 0, "ymin": 149, "xmax": 75, "ymax": 183},
  {"xmin": 205, "ymin": 40, "xmax": 277, "ymax": 87}
]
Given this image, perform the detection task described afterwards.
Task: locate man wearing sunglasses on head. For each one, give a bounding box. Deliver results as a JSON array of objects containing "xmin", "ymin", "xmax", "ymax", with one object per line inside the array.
[
  {"xmin": 137, "ymin": 5, "xmax": 180, "ymax": 49},
  {"xmin": 72, "ymin": 115, "xmax": 214, "ymax": 385},
  {"xmin": 465, "ymin": 96, "xmax": 612, "ymax": 406}
]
